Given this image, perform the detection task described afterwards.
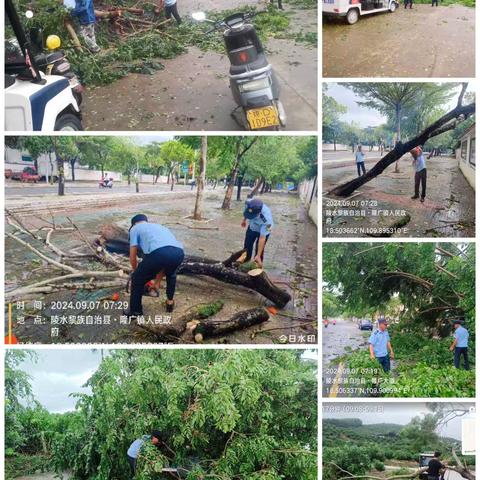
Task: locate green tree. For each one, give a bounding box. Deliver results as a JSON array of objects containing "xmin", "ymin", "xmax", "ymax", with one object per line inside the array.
[
  {"xmin": 323, "ymin": 85, "xmax": 347, "ymax": 151},
  {"xmin": 159, "ymin": 141, "xmax": 195, "ymax": 191},
  {"xmin": 55, "ymin": 350, "xmax": 317, "ymax": 479}
]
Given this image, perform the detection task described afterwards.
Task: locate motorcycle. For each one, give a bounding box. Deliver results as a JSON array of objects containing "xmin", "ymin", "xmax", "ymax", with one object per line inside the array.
[
  {"xmin": 192, "ymin": 10, "xmax": 286, "ymax": 131},
  {"xmin": 5, "ymin": 12, "xmax": 84, "ymax": 106},
  {"xmin": 99, "ymin": 178, "xmax": 114, "ymax": 188}
]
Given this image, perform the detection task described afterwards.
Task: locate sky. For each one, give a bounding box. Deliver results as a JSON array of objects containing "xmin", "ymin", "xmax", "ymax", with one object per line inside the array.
[
  {"xmin": 326, "ymin": 83, "xmax": 474, "ymax": 128},
  {"xmin": 130, "ymin": 135, "xmax": 173, "ymax": 146},
  {"xmin": 18, "ymin": 349, "xmax": 317, "ymax": 413},
  {"xmin": 19, "ymin": 350, "xmax": 102, "ymax": 413},
  {"xmin": 323, "ymin": 402, "xmax": 475, "ymax": 440}
]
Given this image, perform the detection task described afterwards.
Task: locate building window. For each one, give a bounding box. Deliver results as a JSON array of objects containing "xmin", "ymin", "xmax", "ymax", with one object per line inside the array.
[
  {"xmin": 469, "ymin": 137, "xmax": 475, "ymax": 168},
  {"xmin": 461, "ymin": 140, "xmax": 468, "ymax": 160}
]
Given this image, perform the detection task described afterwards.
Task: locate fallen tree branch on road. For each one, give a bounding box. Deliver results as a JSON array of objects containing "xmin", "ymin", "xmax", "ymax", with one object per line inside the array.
[
  {"xmin": 193, "ymin": 307, "xmax": 270, "ymax": 342},
  {"xmin": 329, "ymin": 97, "xmax": 475, "ymax": 197}
]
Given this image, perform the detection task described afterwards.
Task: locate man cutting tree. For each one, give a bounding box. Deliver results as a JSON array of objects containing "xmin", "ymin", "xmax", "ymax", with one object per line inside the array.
[{"xmin": 241, "ymin": 198, "xmax": 274, "ymax": 268}]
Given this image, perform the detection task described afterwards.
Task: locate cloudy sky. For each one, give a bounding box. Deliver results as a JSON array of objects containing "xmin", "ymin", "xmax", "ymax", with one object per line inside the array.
[
  {"xmin": 326, "ymin": 83, "xmax": 474, "ymax": 128},
  {"xmin": 20, "ymin": 350, "xmax": 103, "ymax": 413},
  {"xmin": 130, "ymin": 135, "xmax": 173, "ymax": 145},
  {"xmin": 323, "ymin": 402, "xmax": 475, "ymax": 440},
  {"xmin": 19, "ymin": 349, "xmax": 317, "ymax": 413}
]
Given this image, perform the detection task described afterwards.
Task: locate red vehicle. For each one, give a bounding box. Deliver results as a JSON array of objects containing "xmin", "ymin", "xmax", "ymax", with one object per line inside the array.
[{"xmin": 12, "ymin": 167, "xmax": 40, "ymax": 183}]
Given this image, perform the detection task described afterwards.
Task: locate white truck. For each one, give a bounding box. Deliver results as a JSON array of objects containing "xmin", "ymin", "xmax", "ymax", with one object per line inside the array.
[{"xmin": 323, "ymin": 0, "xmax": 399, "ymax": 24}]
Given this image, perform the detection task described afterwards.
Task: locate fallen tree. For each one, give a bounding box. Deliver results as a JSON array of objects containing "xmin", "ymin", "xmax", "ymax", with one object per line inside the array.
[
  {"xmin": 96, "ymin": 224, "xmax": 291, "ymax": 307},
  {"xmin": 329, "ymin": 85, "xmax": 475, "ymax": 197},
  {"xmin": 6, "ymin": 220, "xmax": 291, "ymax": 309},
  {"xmin": 193, "ymin": 307, "xmax": 270, "ymax": 342}
]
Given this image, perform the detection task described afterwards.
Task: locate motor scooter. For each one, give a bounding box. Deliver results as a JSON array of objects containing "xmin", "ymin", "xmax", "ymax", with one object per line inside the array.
[
  {"xmin": 99, "ymin": 178, "xmax": 114, "ymax": 188},
  {"xmin": 192, "ymin": 10, "xmax": 286, "ymax": 130}
]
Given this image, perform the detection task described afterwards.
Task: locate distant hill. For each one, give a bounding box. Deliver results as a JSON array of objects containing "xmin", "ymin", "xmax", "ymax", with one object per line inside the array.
[{"xmin": 324, "ymin": 418, "xmax": 404, "ymax": 435}]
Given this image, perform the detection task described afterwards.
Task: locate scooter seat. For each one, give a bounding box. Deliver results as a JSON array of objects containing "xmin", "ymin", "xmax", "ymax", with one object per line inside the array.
[
  {"xmin": 5, "ymin": 74, "xmax": 16, "ymax": 88},
  {"xmin": 229, "ymin": 54, "xmax": 269, "ymax": 76}
]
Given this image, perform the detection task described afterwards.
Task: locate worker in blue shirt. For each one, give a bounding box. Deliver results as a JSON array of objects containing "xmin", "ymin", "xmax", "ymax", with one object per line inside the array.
[
  {"xmin": 355, "ymin": 145, "xmax": 366, "ymax": 177},
  {"xmin": 127, "ymin": 431, "xmax": 164, "ymax": 477},
  {"xmin": 125, "ymin": 214, "xmax": 185, "ymax": 317},
  {"xmin": 369, "ymin": 317, "xmax": 395, "ymax": 373},
  {"xmin": 241, "ymin": 198, "xmax": 274, "ymax": 267},
  {"xmin": 410, "ymin": 146, "xmax": 427, "ymax": 202},
  {"xmin": 450, "ymin": 319, "xmax": 470, "ymax": 370}
]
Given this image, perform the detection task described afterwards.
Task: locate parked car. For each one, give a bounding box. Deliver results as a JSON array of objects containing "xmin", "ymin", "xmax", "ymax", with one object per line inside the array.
[
  {"xmin": 359, "ymin": 319, "xmax": 373, "ymax": 331},
  {"xmin": 12, "ymin": 167, "xmax": 40, "ymax": 183}
]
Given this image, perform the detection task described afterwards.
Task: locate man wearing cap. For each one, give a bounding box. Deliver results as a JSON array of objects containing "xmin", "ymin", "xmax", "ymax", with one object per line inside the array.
[
  {"xmin": 125, "ymin": 214, "xmax": 184, "ymax": 316},
  {"xmin": 410, "ymin": 146, "xmax": 427, "ymax": 202},
  {"xmin": 369, "ymin": 318, "xmax": 394, "ymax": 373},
  {"xmin": 450, "ymin": 320, "xmax": 470, "ymax": 370},
  {"xmin": 241, "ymin": 198, "xmax": 274, "ymax": 267},
  {"xmin": 127, "ymin": 431, "xmax": 164, "ymax": 477}
]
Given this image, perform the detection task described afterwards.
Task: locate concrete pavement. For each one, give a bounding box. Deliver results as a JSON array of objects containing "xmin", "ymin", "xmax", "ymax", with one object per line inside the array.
[{"xmin": 322, "ymin": 153, "xmax": 475, "ymax": 238}]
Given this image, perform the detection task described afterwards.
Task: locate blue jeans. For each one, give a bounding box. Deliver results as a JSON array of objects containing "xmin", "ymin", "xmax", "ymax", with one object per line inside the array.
[
  {"xmin": 127, "ymin": 455, "xmax": 136, "ymax": 478},
  {"xmin": 357, "ymin": 162, "xmax": 366, "ymax": 177},
  {"xmin": 454, "ymin": 347, "xmax": 469, "ymax": 370},
  {"xmin": 376, "ymin": 356, "xmax": 391, "ymax": 373},
  {"xmin": 244, "ymin": 228, "xmax": 270, "ymax": 262},
  {"xmin": 130, "ymin": 246, "xmax": 185, "ymax": 314}
]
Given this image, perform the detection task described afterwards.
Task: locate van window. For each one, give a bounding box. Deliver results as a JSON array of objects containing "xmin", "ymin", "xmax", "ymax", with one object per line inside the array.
[
  {"xmin": 469, "ymin": 137, "xmax": 475, "ymax": 167},
  {"xmin": 461, "ymin": 140, "xmax": 467, "ymax": 160}
]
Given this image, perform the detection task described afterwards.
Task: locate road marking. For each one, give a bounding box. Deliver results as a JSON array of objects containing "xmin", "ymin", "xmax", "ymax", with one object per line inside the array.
[{"xmin": 329, "ymin": 361, "xmax": 344, "ymax": 398}]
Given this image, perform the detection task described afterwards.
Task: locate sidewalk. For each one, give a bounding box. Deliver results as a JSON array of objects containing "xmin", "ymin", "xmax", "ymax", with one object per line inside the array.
[{"xmin": 323, "ymin": 155, "xmax": 475, "ymax": 238}]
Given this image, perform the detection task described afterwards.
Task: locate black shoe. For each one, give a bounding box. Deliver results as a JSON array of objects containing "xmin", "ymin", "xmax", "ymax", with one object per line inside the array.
[
  {"xmin": 122, "ymin": 309, "xmax": 142, "ymax": 319},
  {"xmin": 421, "ymin": 197, "xmax": 425, "ymax": 203},
  {"xmin": 411, "ymin": 195, "xmax": 419, "ymax": 200},
  {"xmin": 166, "ymin": 301, "xmax": 175, "ymax": 313}
]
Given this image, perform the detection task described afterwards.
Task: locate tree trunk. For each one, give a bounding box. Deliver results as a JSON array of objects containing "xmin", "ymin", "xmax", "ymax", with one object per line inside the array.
[
  {"xmin": 127, "ymin": 174, "xmax": 131, "ymax": 185},
  {"xmin": 57, "ymin": 156, "xmax": 65, "ymax": 196},
  {"xmin": 95, "ymin": 225, "xmax": 290, "ymax": 307},
  {"xmin": 222, "ymin": 142, "xmax": 241, "ymax": 210},
  {"xmin": 236, "ymin": 174, "xmax": 244, "ymax": 201},
  {"xmin": 193, "ymin": 308, "xmax": 269, "ymax": 341},
  {"xmin": 250, "ymin": 177, "xmax": 264, "ymax": 198},
  {"xmin": 193, "ymin": 136, "xmax": 207, "ymax": 220},
  {"xmin": 330, "ymin": 102, "xmax": 475, "ymax": 197},
  {"xmin": 177, "ymin": 262, "xmax": 291, "ymax": 307},
  {"xmin": 135, "ymin": 178, "xmax": 140, "ymax": 193},
  {"xmin": 70, "ymin": 158, "xmax": 76, "ymax": 181}
]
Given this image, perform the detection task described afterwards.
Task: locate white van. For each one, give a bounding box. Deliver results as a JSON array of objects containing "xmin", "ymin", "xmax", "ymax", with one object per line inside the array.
[{"xmin": 323, "ymin": 0, "xmax": 399, "ymax": 24}]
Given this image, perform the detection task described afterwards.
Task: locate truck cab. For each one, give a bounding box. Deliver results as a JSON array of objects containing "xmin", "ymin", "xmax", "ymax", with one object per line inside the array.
[{"xmin": 323, "ymin": 0, "xmax": 398, "ymax": 24}]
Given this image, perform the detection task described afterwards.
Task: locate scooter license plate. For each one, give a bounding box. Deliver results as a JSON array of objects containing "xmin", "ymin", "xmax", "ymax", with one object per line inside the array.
[{"xmin": 246, "ymin": 106, "xmax": 280, "ymax": 129}]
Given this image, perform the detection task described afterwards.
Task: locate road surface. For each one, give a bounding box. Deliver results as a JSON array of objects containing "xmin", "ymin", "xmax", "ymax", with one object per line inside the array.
[
  {"xmin": 322, "ymin": 317, "xmax": 370, "ymax": 397},
  {"xmin": 322, "ymin": 153, "xmax": 476, "ymax": 238},
  {"xmin": 5, "ymin": 180, "xmax": 193, "ymax": 197},
  {"xmin": 83, "ymin": 0, "xmax": 317, "ymax": 131},
  {"xmin": 323, "ymin": 4, "xmax": 475, "ymax": 78},
  {"xmin": 6, "ymin": 190, "xmax": 317, "ymax": 345}
]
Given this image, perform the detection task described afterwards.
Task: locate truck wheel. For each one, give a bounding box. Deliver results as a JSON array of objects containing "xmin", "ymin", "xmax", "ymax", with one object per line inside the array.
[
  {"xmin": 54, "ymin": 113, "xmax": 83, "ymax": 131},
  {"xmin": 389, "ymin": 2, "xmax": 397, "ymax": 11},
  {"xmin": 346, "ymin": 8, "xmax": 359, "ymax": 24}
]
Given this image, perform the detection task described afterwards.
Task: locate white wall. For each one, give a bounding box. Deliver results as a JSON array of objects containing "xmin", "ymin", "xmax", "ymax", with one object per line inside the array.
[
  {"xmin": 455, "ymin": 133, "xmax": 475, "ymax": 191},
  {"xmin": 298, "ymin": 177, "xmax": 318, "ymax": 226},
  {"xmin": 322, "ymin": 143, "xmax": 350, "ymax": 151}
]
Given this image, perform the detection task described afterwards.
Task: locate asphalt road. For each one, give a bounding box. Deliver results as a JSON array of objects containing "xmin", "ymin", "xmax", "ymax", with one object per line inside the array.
[
  {"xmin": 322, "ymin": 317, "xmax": 370, "ymax": 397},
  {"xmin": 5, "ymin": 181, "xmax": 196, "ymax": 197}
]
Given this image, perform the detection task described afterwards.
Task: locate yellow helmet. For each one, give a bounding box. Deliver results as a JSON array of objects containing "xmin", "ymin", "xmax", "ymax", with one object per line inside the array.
[{"xmin": 46, "ymin": 35, "xmax": 61, "ymax": 50}]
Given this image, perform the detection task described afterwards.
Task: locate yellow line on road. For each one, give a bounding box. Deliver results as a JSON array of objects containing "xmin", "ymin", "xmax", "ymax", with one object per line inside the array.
[{"xmin": 329, "ymin": 361, "xmax": 344, "ymax": 398}]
